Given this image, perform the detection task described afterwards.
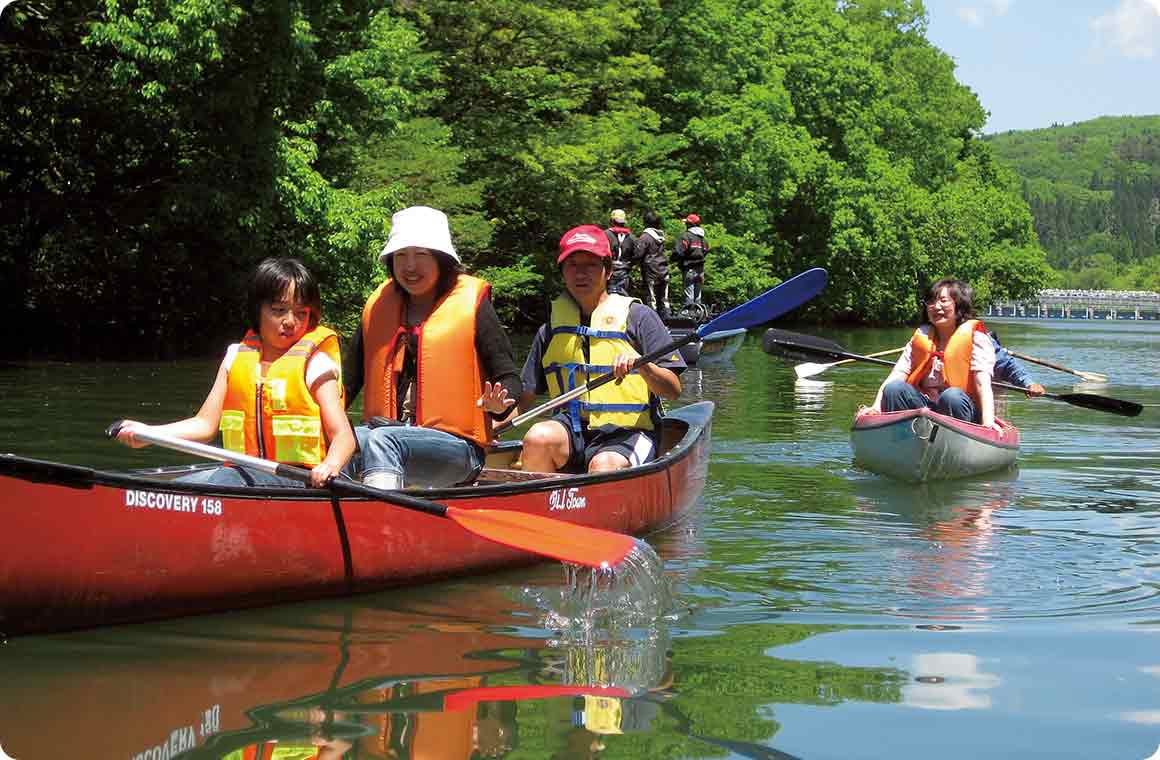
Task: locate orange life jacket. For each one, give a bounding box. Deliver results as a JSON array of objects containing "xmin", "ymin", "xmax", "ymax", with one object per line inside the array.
[
  {"xmin": 359, "ymin": 676, "xmax": 482, "ymax": 760},
  {"xmin": 906, "ymin": 319, "xmax": 987, "ymax": 403},
  {"xmin": 360, "ymin": 274, "xmax": 492, "ymax": 448},
  {"xmin": 220, "ymin": 325, "xmax": 342, "ymax": 465}
]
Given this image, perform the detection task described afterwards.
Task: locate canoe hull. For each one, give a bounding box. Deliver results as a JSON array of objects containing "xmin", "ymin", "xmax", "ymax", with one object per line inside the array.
[
  {"xmin": 696, "ymin": 328, "xmax": 746, "ymax": 365},
  {"xmin": 663, "ymin": 318, "xmax": 746, "ymax": 367},
  {"xmin": 0, "ymin": 403, "xmax": 712, "ymax": 635},
  {"xmin": 850, "ymin": 407, "xmax": 1019, "ymax": 483}
]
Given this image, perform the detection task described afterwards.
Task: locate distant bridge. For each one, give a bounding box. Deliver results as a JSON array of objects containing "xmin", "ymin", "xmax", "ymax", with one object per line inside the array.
[{"xmin": 986, "ymin": 289, "xmax": 1160, "ymax": 320}]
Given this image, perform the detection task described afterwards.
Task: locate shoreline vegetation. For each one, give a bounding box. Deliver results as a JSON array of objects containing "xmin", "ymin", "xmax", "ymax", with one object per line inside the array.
[{"xmin": 3, "ymin": 2, "xmax": 1154, "ymax": 359}]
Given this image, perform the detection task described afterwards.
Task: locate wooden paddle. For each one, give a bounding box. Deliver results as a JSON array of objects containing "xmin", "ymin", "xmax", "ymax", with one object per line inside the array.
[
  {"xmin": 493, "ymin": 267, "xmax": 828, "ymax": 435},
  {"xmin": 794, "ymin": 346, "xmax": 905, "ymax": 379},
  {"xmin": 762, "ymin": 329, "xmax": 1143, "ymax": 418},
  {"xmin": 105, "ymin": 422, "xmax": 638, "ymax": 569},
  {"xmin": 1004, "ymin": 349, "xmax": 1108, "ymax": 383}
]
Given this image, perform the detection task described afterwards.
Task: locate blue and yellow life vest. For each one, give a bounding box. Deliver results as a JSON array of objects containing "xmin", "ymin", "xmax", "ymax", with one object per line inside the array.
[{"xmin": 542, "ymin": 294, "xmax": 653, "ymax": 432}]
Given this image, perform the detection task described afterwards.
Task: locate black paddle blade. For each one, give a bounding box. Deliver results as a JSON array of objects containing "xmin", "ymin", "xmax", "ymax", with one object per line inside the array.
[
  {"xmin": 1056, "ymin": 392, "xmax": 1143, "ymax": 417},
  {"xmin": 762, "ymin": 328, "xmax": 847, "ymax": 362}
]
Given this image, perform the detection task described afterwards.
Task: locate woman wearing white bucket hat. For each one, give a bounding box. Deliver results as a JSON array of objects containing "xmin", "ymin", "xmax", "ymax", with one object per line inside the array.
[{"xmin": 343, "ymin": 206, "xmax": 521, "ymax": 489}]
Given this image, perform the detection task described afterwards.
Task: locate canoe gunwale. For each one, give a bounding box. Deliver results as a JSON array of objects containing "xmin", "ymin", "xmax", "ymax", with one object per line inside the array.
[
  {"xmin": 0, "ymin": 402, "xmax": 715, "ymax": 503},
  {"xmin": 851, "ymin": 406, "xmax": 1020, "ymax": 451}
]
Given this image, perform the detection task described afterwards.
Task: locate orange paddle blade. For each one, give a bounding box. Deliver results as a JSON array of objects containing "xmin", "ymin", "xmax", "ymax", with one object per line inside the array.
[{"xmin": 446, "ymin": 507, "xmax": 636, "ymax": 569}]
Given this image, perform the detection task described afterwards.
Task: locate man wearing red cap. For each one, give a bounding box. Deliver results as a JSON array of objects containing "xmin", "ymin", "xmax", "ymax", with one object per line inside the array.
[
  {"xmin": 518, "ymin": 225, "xmax": 684, "ymax": 474},
  {"xmin": 674, "ymin": 213, "xmax": 709, "ymax": 311}
]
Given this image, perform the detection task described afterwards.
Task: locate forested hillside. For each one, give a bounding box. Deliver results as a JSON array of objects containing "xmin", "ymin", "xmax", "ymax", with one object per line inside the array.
[
  {"xmin": 986, "ymin": 116, "xmax": 1160, "ymax": 291},
  {"xmin": 2, "ymin": 0, "xmax": 1049, "ymax": 358}
]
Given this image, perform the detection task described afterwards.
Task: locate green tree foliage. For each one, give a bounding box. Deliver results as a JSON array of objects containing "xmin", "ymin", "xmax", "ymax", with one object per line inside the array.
[
  {"xmin": 3, "ymin": 0, "xmax": 1055, "ymax": 357},
  {"xmin": 987, "ymin": 115, "xmax": 1160, "ymax": 290}
]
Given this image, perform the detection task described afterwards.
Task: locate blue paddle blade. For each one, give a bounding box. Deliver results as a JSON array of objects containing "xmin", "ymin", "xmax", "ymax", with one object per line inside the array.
[{"xmin": 697, "ymin": 267, "xmax": 828, "ymax": 337}]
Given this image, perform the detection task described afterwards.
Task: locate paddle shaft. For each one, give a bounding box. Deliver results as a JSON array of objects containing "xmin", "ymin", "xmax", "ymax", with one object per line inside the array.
[
  {"xmin": 788, "ymin": 348, "xmax": 1062, "ymax": 397},
  {"xmin": 493, "ymin": 266, "xmax": 828, "ymax": 435},
  {"xmin": 107, "ymin": 424, "xmax": 450, "ymax": 516},
  {"xmin": 829, "ymin": 346, "xmax": 904, "ymax": 365},
  {"xmin": 1005, "ymin": 348, "xmax": 1105, "ymax": 381},
  {"xmin": 493, "ymin": 330, "xmax": 698, "ymax": 435},
  {"xmin": 797, "ymin": 346, "xmax": 903, "ymax": 377}
]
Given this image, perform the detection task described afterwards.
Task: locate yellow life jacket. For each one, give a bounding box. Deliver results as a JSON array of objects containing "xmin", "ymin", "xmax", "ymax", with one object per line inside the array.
[
  {"xmin": 223, "ymin": 744, "xmax": 320, "ymax": 760},
  {"xmin": 542, "ymin": 294, "xmax": 653, "ymax": 432},
  {"xmin": 220, "ymin": 325, "xmax": 342, "ymax": 466},
  {"xmin": 906, "ymin": 319, "xmax": 987, "ymax": 404},
  {"xmin": 360, "ymin": 274, "xmax": 492, "ymax": 448}
]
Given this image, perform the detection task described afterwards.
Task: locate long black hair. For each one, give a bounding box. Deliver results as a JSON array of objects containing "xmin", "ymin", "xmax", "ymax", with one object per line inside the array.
[
  {"xmin": 919, "ymin": 277, "xmax": 976, "ymax": 327},
  {"xmin": 247, "ymin": 258, "xmax": 321, "ymax": 331}
]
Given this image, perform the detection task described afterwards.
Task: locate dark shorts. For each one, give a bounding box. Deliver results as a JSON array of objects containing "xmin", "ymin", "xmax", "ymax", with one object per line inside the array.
[{"xmin": 548, "ymin": 414, "xmax": 659, "ymax": 473}]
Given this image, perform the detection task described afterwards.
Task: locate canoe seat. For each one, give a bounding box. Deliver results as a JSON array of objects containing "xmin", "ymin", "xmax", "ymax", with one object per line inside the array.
[{"xmin": 476, "ymin": 468, "xmax": 570, "ymax": 484}]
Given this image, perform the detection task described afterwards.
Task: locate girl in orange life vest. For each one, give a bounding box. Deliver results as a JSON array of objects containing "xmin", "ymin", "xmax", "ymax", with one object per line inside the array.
[
  {"xmin": 856, "ymin": 278, "xmax": 1002, "ymax": 435},
  {"xmin": 115, "ymin": 258, "xmax": 356, "ymax": 487},
  {"xmin": 343, "ymin": 206, "xmax": 521, "ymax": 490}
]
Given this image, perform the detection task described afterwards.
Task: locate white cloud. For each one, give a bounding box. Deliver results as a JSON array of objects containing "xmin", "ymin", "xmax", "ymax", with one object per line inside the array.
[
  {"xmin": 1121, "ymin": 710, "xmax": 1160, "ymax": 725},
  {"xmin": 1091, "ymin": 0, "xmax": 1160, "ymax": 59},
  {"xmin": 903, "ymin": 653, "xmax": 1001, "ymax": 711},
  {"xmin": 955, "ymin": 2, "xmax": 1010, "ymax": 29},
  {"xmin": 957, "ymin": 6, "xmax": 985, "ymax": 27}
]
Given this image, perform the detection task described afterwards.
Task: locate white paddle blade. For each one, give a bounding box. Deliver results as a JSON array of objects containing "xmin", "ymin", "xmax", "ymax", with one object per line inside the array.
[
  {"xmin": 1077, "ymin": 371, "xmax": 1108, "ymax": 383},
  {"xmin": 794, "ymin": 361, "xmax": 834, "ymax": 379}
]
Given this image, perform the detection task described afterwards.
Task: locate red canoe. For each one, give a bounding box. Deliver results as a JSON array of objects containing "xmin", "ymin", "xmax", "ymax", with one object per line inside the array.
[{"xmin": 0, "ymin": 402, "xmax": 712, "ymax": 636}]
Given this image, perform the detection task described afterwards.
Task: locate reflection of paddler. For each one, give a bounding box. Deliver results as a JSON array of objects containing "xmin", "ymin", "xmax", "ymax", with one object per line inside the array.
[
  {"xmin": 357, "ymin": 676, "xmax": 483, "ymax": 760},
  {"xmin": 910, "ymin": 501, "xmax": 1001, "ymax": 603},
  {"xmin": 223, "ymin": 738, "xmax": 352, "ymax": 760},
  {"xmin": 575, "ymin": 694, "xmax": 659, "ymax": 735}
]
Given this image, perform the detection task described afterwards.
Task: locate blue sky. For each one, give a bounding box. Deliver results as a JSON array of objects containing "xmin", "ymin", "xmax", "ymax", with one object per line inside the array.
[{"xmin": 921, "ymin": 0, "xmax": 1160, "ymax": 134}]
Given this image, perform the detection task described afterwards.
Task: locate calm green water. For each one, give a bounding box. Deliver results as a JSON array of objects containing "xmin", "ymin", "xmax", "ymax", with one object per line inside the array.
[{"xmin": 1, "ymin": 320, "xmax": 1158, "ymax": 759}]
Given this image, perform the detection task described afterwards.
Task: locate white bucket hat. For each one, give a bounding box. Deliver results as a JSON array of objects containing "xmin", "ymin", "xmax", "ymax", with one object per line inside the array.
[{"xmin": 379, "ymin": 206, "xmax": 460, "ymax": 265}]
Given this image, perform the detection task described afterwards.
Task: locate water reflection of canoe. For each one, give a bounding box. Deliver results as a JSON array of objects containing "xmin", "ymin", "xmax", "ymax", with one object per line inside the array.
[
  {"xmin": 0, "ymin": 582, "xmax": 644, "ymax": 760},
  {"xmin": 850, "ymin": 407, "xmax": 1019, "ymax": 483},
  {"xmin": 664, "ymin": 317, "xmax": 746, "ymax": 366},
  {"xmin": 0, "ymin": 403, "xmax": 712, "ymax": 636}
]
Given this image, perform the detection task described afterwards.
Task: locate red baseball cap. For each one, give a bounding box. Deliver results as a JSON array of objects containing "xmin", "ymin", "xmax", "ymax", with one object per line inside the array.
[
  {"xmin": 557, "ymin": 224, "xmax": 611, "ymax": 264},
  {"xmin": 684, "ymin": 213, "xmax": 701, "ymax": 224}
]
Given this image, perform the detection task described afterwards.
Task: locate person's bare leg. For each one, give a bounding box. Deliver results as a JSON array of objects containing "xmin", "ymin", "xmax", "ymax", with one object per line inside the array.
[
  {"xmin": 588, "ymin": 450, "xmax": 630, "ymax": 473},
  {"xmin": 520, "ymin": 420, "xmax": 571, "ymax": 472}
]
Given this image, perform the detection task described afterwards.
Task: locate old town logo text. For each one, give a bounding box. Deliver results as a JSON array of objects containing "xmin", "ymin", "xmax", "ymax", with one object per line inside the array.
[{"xmin": 548, "ymin": 487, "xmax": 587, "ymax": 512}]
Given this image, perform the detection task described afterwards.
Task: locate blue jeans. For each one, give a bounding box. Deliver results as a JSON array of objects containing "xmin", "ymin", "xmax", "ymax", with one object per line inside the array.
[
  {"xmin": 881, "ymin": 380, "xmax": 978, "ymax": 423},
  {"xmin": 176, "ymin": 465, "xmax": 306, "ymax": 488},
  {"xmin": 351, "ymin": 424, "xmax": 483, "ymax": 487},
  {"xmin": 682, "ymin": 269, "xmax": 703, "ymax": 306}
]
